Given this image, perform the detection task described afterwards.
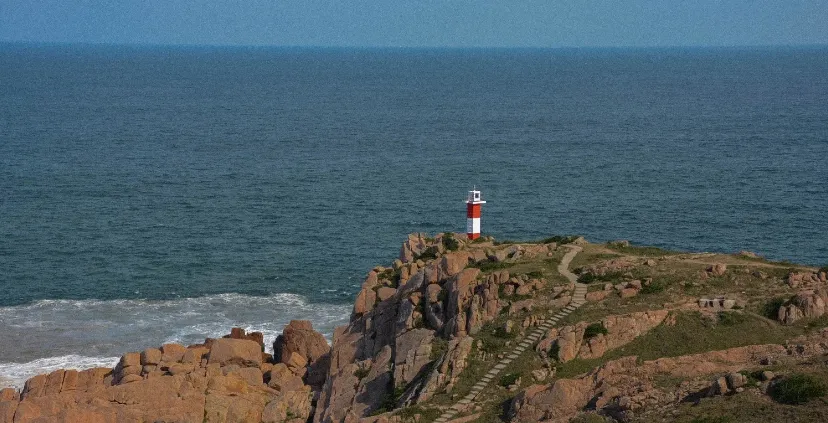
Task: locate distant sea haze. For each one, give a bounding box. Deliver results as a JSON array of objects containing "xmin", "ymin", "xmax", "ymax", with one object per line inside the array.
[{"xmin": 0, "ymin": 45, "xmax": 826, "ymax": 388}]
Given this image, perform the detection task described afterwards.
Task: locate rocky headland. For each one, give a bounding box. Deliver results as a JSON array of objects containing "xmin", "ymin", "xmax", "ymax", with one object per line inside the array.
[{"xmin": 2, "ymin": 234, "xmax": 828, "ymax": 422}]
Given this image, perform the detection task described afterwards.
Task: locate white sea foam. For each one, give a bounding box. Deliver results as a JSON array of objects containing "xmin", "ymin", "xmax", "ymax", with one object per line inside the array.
[
  {"xmin": 0, "ymin": 355, "xmax": 119, "ymax": 389},
  {"xmin": 0, "ymin": 293, "xmax": 351, "ymax": 389}
]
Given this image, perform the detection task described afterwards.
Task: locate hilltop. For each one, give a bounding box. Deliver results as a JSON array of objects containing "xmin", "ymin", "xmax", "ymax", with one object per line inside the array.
[{"xmin": 2, "ymin": 233, "xmax": 828, "ymax": 423}]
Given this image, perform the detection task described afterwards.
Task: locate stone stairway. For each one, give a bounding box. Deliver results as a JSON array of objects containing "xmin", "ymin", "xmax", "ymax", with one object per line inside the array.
[{"xmin": 434, "ymin": 245, "xmax": 586, "ymax": 423}]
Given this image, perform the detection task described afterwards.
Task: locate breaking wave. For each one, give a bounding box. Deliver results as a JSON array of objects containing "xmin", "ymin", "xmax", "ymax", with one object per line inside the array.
[{"xmin": 0, "ymin": 293, "xmax": 350, "ymax": 389}]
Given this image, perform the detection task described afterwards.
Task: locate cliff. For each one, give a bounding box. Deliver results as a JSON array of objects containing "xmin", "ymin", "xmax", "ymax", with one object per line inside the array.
[{"xmin": 3, "ymin": 234, "xmax": 828, "ymax": 423}]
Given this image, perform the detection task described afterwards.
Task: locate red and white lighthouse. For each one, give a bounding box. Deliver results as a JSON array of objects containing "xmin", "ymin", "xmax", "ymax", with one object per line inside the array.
[{"xmin": 465, "ymin": 189, "xmax": 486, "ymax": 240}]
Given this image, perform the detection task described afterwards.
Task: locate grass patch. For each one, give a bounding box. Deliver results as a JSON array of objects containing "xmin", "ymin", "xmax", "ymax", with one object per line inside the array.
[
  {"xmin": 605, "ymin": 243, "xmax": 677, "ymax": 256},
  {"xmin": 717, "ymin": 311, "xmax": 748, "ymax": 326},
  {"xmin": 570, "ymin": 413, "xmax": 608, "ymax": 423},
  {"xmin": 468, "ymin": 260, "xmax": 515, "ymax": 273},
  {"xmin": 557, "ymin": 311, "xmax": 797, "ymax": 378},
  {"xmin": 396, "ymin": 405, "xmax": 440, "ymax": 422},
  {"xmin": 770, "ymin": 373, "xmax": 828, "ymax": 404},
  {"xmin": 583, "ymin": 322, "xmax": 609, "ymax": 339},
  {"xmin": 609, "ymin": 311, "xmax": 790, "ymax": 361},
  {"xmin": 689, "ymin": 417, "xmax": 733, "ymax": 423}
]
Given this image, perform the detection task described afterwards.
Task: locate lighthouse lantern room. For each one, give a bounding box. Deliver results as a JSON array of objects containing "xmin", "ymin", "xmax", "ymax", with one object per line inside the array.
[{"xmin": 465, "ymin": 189, "xmax": 486, "ymax": 240}]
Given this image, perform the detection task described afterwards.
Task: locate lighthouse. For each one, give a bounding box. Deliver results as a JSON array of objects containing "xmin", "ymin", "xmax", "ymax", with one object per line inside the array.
[{"xmin": 465, "ymin": 189, "xmax": 486, "ymax": 240}]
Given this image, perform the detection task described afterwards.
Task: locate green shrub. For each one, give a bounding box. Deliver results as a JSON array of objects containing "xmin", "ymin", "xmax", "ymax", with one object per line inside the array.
[
  {"xmin": 442, "ymin": 234, "xmax": 460, "ymax": 252},
  {"xmin": 499, "ymin": 372, "xmax": 521, "ymax": 387},
  {"xmin": 583, "ymin": 322, "xmax": 608, "ymax": 339},
  {"xmin": 640, "ymin": 280, "xmax": 666, "ymax": 294},
  {"xmin": 525, "ymin": 270, "xmax": 544, "ymax": 279},
  {"xmin": 578, "ymin": 273, "xmax": 599, "ymax": 283},
  {"xmin": 414, "ymin": 246, "xmax": 439, "ymax": 261},
  {"xmin": 548, "ymin": 342, "xmax": 560, "ymax": 360},
  {"xmin": 430, "ymin": 338, "xmax": 448, "ymax": 361},
  {"xmin": 353, "ymin": 367, "xmax": 370, "ymax": 379},
  {"xmin": 371, "ymin": 386, "xmax": 406, "ymax": 415},
  {"xmin": 542, "ymin": 235, "xmax": 578, "ymax": 245},
  {"xmin": 689, "ymin": 417, "xmax": 733, "ymax": 423},
  {"xmin": 819, "ymin": 265, "xmax": 828, "ymax": 274},
  {"xmin": 577, "ymin": 271, "xmax": 625, "ymax": 284},
  {"xmin": 770, "ymin": 373, "xmax": 827, "ymax": 404},
  {"xmin": 493, "ymin": 326, "xmax": 516, "ymax": 339},
  {"xmin": 762, "ymin": 297, "xmax": 788, "ymax": 319}
]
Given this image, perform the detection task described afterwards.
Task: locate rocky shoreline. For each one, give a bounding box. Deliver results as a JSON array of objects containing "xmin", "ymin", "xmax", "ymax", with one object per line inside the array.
[{"xmin": 2, "ymin": 233, "xmax": 827, "ymax": 423}]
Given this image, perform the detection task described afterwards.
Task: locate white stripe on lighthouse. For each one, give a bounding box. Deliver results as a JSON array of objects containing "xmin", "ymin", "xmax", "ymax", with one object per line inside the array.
[{"xmin": 466, "ymin": 218, "xmax": 480, "ymax": 234}]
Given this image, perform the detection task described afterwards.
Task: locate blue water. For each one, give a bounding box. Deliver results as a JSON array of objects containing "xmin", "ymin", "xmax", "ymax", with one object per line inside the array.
[{"xmin": 1, "ymin": 44, "xmax": 827, "ymax": 386}]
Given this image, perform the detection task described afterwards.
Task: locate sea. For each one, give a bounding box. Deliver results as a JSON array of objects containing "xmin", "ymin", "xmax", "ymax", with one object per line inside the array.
[{"xmin": 1, "ymin": 44, "xmax": 826, "ymax": 388}]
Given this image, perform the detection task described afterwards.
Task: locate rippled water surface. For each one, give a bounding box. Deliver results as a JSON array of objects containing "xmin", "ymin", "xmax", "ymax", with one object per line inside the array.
[{"xmin": 1, "ymin": 45, "xmax": 827, "ymax": 387}]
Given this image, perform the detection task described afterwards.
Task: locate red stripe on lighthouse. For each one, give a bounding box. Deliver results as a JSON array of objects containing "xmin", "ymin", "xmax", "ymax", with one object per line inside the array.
[{"xmin": 466, "ymin": 203, "xmax": 481, "ymax": 218}]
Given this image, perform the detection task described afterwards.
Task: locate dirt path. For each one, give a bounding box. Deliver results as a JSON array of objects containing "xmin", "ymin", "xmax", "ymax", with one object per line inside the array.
[{"xmin": 434, "ymin": 245, "xmax": 587, "ymax": 423}]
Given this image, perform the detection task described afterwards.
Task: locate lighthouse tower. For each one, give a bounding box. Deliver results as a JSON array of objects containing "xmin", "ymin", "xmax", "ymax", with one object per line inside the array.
[{"xmin": 465, "ymin": 189, "xmax": 486, "ymax": 240}]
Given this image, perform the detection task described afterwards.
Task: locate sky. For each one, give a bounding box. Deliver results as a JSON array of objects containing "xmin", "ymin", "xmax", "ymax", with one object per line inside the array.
[{"xmin": 1, "ymin": 0, "xmax": 827, "ymax": 48}]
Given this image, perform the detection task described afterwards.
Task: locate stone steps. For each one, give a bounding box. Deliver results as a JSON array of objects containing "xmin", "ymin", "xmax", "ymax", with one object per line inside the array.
[{"xmin": 433, "ymin": 245, "xmax": 586, "ymax": 422}]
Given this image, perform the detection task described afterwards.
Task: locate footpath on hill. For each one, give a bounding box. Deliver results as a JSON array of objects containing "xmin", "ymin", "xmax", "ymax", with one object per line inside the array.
[{"xmin": 434, "ymin": 245, "xmax": 586, "ymax": 423}]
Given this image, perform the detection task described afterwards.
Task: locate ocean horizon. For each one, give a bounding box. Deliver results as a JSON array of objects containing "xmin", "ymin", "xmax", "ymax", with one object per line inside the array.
[{"xmin": 1, "ymin": 44, "xmax": 826, "ymax": 388}]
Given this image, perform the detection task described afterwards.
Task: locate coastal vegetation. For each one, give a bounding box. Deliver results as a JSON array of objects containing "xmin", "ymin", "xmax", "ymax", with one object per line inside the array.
[{"xmin": 3, "ymin": 233, "xmax": 828, "ymax": 423}]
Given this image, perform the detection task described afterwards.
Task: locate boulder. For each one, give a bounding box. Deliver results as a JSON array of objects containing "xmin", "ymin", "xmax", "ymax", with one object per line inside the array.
[
  {"xmin": 225, "ymin": 327, "xmax": 265, "ymax": 350},
  {"xmin": 377, "ymin": 287, "xmax": 397, "ymax": 302},
  {"xmin": 273, "ymin": 320, "xmax": 330, "ymax": 367},
  {"xmin": 792, "ymin": 290, "xmax": 827, "ymax": 319},
  {"xmin": 708, "ymin": 376, "xmax": 730, "ymax": 396},
  {"xmin": 619, "ymin": 288, "xmax": 638, "ymax": 298},
  {"xmin": 585, "ymin": 291, "xmax": 609, "ymax": 302},
  {"xmin": 268, "ymin": 364, "xmax": 305, "ymax": 392},
  {"xmin": 726, "ymin": 372, "xmax": 747, "ymax": 390},
  {"xmin": 120, "ymin": 352, "xmax": 141, "ymax": 368},
  {"xmin": 707, "ymin": 263, "xmax": 727, "ymax": 276},
  {"xmin": 778, "ymin": 303, "xmax": 804, "ymax": 325},
  {"xmin": 426, "ymin": 284, "xmax": 442, "ymax": 303},
  {"xmin": 160, "ymin": 343, "xmax": 187, "ymax": 363},
  {"xmin": 285, "ymin": 352, "xmax": 308, "ymax": 372},
  {"xmin": 141, "ymin": 348, "xmax": 162, "ymax": 366},
  {"xmin": 208, "ymin": 338, "xmax": 263, "ymax": 367}
]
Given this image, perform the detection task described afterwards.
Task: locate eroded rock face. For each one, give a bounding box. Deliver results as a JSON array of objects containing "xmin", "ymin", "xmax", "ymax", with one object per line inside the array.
[
  {"xmin": 408, "ymin": 336, "xmax": 474, "ymax": 404},
  {"xmin": 393, "ymin": 329, "xmax": 435, "ymax": 386}
]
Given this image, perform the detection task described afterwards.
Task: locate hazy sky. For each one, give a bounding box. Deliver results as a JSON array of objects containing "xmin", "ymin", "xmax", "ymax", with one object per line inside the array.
[{"xmin": 2, "ymin": 0, "xmax": 827, "ymax": 47}]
